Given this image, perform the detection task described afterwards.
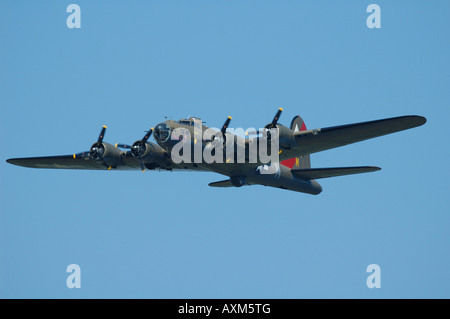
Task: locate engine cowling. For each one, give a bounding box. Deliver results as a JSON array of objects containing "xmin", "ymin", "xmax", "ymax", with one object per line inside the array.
[
  {"xmin": 131, "ymin": 141, "xmax": 168, "ymax": 163},
  {"xmin": 90, "ymin": 142, "xmax": 122, "ymax": 164},
  {"xmin": 263, "ymin": 123, "xmax": 295, "ymax": 148}
]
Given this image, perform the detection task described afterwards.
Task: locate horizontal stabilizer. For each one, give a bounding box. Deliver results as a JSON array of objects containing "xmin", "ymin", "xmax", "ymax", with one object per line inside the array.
[
  {"xmin": 291, "ymin": 166, "xmax": 381, "ymax": 180},
  {"xmin": 208, "ymin": 179, "xmax": 233, "ymax": 187}
]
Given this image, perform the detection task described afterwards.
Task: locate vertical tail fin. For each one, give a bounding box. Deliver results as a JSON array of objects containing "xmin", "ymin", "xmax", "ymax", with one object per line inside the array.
[{"xmin": 281, "ymin": 115, "xmax": 311, "ymax": 169}]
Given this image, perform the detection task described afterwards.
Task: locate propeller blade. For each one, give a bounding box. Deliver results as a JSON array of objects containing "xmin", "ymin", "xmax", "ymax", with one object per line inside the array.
[
  {"xmin": 115, "ymin": 143, "xmax": 132, "ymax": 149},
  {"xmin": 141, "ymin": 127, "xmax": 154, "ymax": 144},
  {"xmin": 221, "ymin": 116, "xmax": 232, "ymax": 135},
  {"xmin": 270, "ymin": 108, "xmax": 283, "ymax": 128},
  {"xmin": 140, "ymin": 160, "xmax": 146, "ymax": 172},
  {"xmin": 211, "ymin": 116, "xmax": 233, "ymax": 145},
  {"xmin": 96, "ymin": 125, "xmax": 107, "ymax": 145}
]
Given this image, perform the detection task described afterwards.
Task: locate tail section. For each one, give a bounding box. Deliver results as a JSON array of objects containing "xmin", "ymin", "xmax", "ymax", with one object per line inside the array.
[{"xmin": 281, "ymin": 115, "xmax": 311, "ymax": 169}]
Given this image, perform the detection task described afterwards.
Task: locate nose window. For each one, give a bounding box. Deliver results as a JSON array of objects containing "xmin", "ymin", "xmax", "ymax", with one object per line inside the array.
[{"xmin": 154, "ymin": 123, "xmax": 171, "ymax": 142}]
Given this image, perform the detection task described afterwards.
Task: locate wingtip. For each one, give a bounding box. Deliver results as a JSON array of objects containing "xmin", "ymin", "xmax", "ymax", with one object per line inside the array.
[
  {"xmin": 417, "ymin": 115, "xmax": 427, "ymax": 126},
  {"xmin": 6, "ymin": 158, "xmax": 25, "ymax": 167},
  {"xmin": 408, "ymin": 115, "xmax": 427, "ymax": 127},
  {"xmin": 6, "ymin": 158, "xmax": 22, "ymax": 165},
  {"xmin": 363, "ymin": 166, "xmax": 382, "ymax": 172}
]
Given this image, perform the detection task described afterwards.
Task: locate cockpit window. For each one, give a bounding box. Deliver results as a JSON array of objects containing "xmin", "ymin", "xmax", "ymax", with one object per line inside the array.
[
  {"xmin": 178, "ymin": 120, "xmax": 192, "ymax": 126},
  {"xmin": 154, "ymin": 123, "xmax": 171, "ymax": 142}
]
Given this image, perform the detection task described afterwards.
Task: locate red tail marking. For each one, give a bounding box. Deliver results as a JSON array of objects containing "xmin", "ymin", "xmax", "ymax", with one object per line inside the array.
[{"xmin": 280, "ymin": 119, "xmax": 306, "ymax": 169}]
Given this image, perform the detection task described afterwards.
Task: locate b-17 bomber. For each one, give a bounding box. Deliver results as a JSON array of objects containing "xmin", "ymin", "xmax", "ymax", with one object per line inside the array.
[{"xmin": 6, "ymin": 109, "xmax": 426, "ymax": 195}]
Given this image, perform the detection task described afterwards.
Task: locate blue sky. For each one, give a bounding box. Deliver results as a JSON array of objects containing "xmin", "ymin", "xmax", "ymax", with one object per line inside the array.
[{"xmin": 1, "ymin": 1, "xmax": 449, "ymax": 298}]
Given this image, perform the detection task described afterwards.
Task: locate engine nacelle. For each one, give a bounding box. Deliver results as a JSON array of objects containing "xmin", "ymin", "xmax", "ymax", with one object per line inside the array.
[
  {"xmin": 131, "ymin": 141, "xmax": 168, "ymax": 164},
  {"xmin": 90, "ymin": 142, "xmax": 122, "ymax": 164},
  {"xmin": 263, "ymin": 124, "xmax": 296, "ymax": 148}
]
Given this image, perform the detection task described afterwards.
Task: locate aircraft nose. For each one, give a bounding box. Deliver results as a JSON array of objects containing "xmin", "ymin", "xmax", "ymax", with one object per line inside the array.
[{"xmin": 153, "ymin": 122, "xmax": 171, "ymax": 143}]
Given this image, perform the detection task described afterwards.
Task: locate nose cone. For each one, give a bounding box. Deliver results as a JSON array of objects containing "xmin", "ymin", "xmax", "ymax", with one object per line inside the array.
[{"xmin": 153, "ymin": 122, "xmax": 171, "ymax": 143}]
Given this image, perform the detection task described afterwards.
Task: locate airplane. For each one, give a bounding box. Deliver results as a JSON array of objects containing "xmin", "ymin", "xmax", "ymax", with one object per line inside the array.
[{"xmin": 6, "ymin": 109, "xmax": 426, "ymax": 195}]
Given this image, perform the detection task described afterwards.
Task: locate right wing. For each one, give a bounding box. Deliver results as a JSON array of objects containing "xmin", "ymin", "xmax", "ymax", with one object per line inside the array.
[{"xmin": 285, "ymin": 115, "xmax": 426, "ymax": 157}]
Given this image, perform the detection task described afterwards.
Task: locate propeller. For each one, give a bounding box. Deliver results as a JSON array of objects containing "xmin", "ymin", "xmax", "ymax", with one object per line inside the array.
[
  {"xmin": 130, "ymin": 127, "xmax": 154, "ymax": 172},
  {"xmin": 220, "ymin": 116, "xmax": 232, "ymax": 146},
  {"xmin": 263, "ymin": 108, "xmax": 283, "ymax": 141},
  {"xmin": 70, "ymin": 125, "xmax": 116, "ymax": 170},
  {"xmin": 210, "ymin": 116, "xmax": 232, "ymax": 146},
  {"xmin": 243, "ymin": 108, "xmax": 284, "ymax": 138},
  {"xmin": 72, "ymin": 125, "xmax": 126, "ymax": 170},
  {"xmin": 268, "ymin": 107, "xmax": 283, "ymax": 128},
  {"xmin": 221, "ymin": 116, "xmax": 232, "ymax": 135},
  {"xmin": 89, "ymin": 125, "xmax": 107, "ymax": 161}
]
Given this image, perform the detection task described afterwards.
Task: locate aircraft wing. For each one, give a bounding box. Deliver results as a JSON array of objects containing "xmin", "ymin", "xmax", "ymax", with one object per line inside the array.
[
  {"xmin": 6, "ymin": 152, "xmax": 138, "ymax": 170},
  {"xmin": 284, "ymin": 115, "xmax": 426, "ymax": 157}
]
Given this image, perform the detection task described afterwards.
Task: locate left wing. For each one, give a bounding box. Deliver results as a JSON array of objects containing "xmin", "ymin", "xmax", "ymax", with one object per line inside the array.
[
  {"xmin": 6, "ymin": 153, "xmax": 138, "ymax": 170},
  {"xmin": 6, "ymin": 125, "xmax": 173, "ymax": 171}
]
